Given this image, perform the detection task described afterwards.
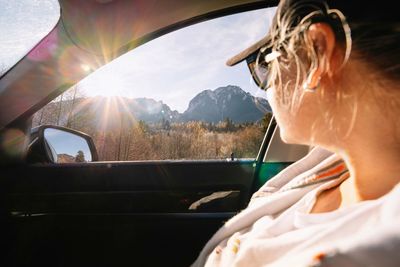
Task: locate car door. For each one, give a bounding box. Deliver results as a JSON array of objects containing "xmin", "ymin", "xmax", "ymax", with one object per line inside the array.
[
  {"xmin": 3, "ymin": 159, "xmax": 254, "ymax": 266},
  {"xmin": 0, "ymin": 4, "xmax": 309, "ymax": 267},
  {"xmin": 3, "ymin": 122, "xmax": 311, "ymax": 267}
]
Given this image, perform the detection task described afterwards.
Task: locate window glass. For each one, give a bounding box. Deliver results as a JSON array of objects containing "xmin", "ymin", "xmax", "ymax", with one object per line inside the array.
[
  {"xmin": 0, "ymin": 0, "xmax": 60, "ymax": 75},
  {"xmin": 32, "ymin": 8, "xmax": 276, "ymax": 161}
]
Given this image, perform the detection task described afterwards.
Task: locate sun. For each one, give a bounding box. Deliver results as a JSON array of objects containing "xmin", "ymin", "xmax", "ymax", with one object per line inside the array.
[{"xmin": 80, "ymin": 69, "xmax": 127, "ymax": 97}]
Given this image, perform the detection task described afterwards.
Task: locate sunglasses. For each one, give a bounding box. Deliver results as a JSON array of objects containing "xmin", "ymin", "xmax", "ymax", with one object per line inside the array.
[
  {"xmin": 246, "ymin": 8, "xmax": 351, "ymax": 91},
  {"xmin": 246, "ymin": 47, "xmax": 281, "ymax": 90}
]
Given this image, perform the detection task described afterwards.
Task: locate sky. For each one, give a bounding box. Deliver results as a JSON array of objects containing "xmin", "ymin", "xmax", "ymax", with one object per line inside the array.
[{"xmin": 78, "ymin": 7, "xmax": 277, "ymax": 112}]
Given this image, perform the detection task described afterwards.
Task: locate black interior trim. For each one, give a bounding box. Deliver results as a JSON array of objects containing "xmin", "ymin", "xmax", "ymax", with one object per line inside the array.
[
  {"xmin": 252, "ymin": 116, "xmax": 277, "ymax": 192},
  {"xmin": 2, "ymin": 160, "xmax": 256, "ymax": 214}
]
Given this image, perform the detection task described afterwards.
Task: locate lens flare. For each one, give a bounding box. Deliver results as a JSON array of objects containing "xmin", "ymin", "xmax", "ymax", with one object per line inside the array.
[
  {"xmin": 27, "ymin": 30, "xmax": 59, "ymax": 62},
  {"xmin": 1, "ymin": 128, "xmax": 26, "ymax": 157}
]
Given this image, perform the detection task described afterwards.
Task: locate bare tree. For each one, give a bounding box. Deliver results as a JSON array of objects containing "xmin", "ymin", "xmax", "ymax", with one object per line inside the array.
[
  {"xmin": 55, "ymin": 93, "xmax": 64, "ymax": 126},
  {"xmin": 66, "ymin": 85, "xmax": 79, "ymax": 128}
]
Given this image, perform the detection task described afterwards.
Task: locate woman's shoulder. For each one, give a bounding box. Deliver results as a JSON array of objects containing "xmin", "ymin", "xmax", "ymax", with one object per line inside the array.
[
  {"xmin": 250, "ymin": 147, "xmax": 343, "ymax": 206},
  {"xmin": 380, "ymin": 183, "xmax": 400, "ymax": 220}
]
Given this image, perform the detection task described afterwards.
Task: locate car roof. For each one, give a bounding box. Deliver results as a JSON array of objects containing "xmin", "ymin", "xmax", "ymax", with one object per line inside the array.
[{"xmin": 0, "ymin": 0, "xmax": 277, "ymax": 130}]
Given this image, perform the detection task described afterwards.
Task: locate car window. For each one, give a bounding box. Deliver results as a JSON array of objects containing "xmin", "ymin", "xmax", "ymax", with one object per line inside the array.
[
  {"xmin": 264, "ymin": 126, "xmax": 311, "ymax": 163},
  {"xmin": 32, "ymin": 7, "xmax": 276, "ymax": 161},
  {"xmin": 0, "ymin": 0, "xmax": 60, "ymax": 75}
]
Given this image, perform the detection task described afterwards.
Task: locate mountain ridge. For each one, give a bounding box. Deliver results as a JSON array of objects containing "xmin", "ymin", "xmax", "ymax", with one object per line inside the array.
[
  {"xmin": 182, "ymin": 85, "xmax": 271, "ymax": 123},
  {"xmin": 33, "ymin": 85, "xmax": 271, "ymax": 129}
]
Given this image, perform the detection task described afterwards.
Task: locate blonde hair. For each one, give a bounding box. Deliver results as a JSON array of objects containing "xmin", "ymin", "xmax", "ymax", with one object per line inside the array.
[
  {"xmin": 262, "ymin": 0, "xmax": 352, "ymax": 112},
  {"xmin": 258, "ymin": 0, "xmax": 400, "ymax": 142}
]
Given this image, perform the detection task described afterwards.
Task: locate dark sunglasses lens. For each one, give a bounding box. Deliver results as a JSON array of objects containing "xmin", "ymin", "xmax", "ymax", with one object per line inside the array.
[
  {"xmin": 255, "ymin": 61, "xmax": 269, "ymax": 89},
  {"xmin": 247, "ymin": 60, "xmax": 261, "ymax": 87},
  {"xmin": 246, "ymin": 53, "xmax": 269, "ymax": 89}
]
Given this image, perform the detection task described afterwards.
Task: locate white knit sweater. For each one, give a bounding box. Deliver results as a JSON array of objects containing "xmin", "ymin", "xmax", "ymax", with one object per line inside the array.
[{"xmin": 191, "ymin": 147, "xmax": 400, "ymax": 267}]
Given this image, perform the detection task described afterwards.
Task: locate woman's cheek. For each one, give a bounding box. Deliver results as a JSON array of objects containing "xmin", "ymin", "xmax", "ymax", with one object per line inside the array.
[
  {"xmin": 266, "ymin": 86, "xmax": 296, "ymax": 144},
  {"xmin": 266, "ymin": 87, "xmax": 277, "ymax": 112}
]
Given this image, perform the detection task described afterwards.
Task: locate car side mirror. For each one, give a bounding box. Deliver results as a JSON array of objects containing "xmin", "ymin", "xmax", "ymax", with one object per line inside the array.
[{"xmin": 27, "ymin": 125, "xmax": 98, "ymax": 163}]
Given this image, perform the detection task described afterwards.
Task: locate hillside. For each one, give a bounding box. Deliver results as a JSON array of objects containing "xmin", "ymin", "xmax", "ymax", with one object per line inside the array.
[{"xmin": 33, "ymin": 85, "xmax": 271, "ymax": 130}]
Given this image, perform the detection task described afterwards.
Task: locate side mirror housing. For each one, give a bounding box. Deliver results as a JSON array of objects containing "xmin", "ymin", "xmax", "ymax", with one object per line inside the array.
[{"xmin": 27, "ymin": 125, "xmax": 98, "ymax": 163}]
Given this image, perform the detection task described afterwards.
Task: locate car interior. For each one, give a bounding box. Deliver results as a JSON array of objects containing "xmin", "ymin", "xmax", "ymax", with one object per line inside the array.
[{"xmin": 0, "ymin": 0, "xmax": 313, "ymax": 266}]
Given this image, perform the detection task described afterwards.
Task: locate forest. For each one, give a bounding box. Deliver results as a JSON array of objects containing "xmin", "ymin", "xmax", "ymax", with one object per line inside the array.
[{"xmin": 32, "ymin": 86, "xmax": 272, "ymax": 161}]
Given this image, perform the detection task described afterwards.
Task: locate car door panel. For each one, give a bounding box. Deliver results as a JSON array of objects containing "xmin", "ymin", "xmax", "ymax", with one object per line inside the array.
[
  {"xmin": 8, "ymin": 212, "xmax": 234, "ymax": 267},
  {"xmin": 4, "ymin": 160, "xmax": 254, "ymax": 213},
  {"xmin": 2, "ymin": 160, "xmax": 255, "ymax": 266}
]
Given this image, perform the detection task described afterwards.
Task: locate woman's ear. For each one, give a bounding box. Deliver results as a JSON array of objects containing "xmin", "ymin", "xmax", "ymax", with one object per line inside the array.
[{"xmin": 305, "ymin": 22, "xmax": 338, "ymax": 89}]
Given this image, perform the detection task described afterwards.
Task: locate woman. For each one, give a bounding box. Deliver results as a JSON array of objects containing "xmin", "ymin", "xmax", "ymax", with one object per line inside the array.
[{"xmin": 192, "ymin": 0, "xmax": 400, "ymax": 266}]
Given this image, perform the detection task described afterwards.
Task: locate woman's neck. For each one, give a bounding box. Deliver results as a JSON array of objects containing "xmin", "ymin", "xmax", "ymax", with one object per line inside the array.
[
  {"xmin": 310, "ymin": 145, "xmax": 400, "ymax": 213},
  {"xmin": 340, "ymin": 146, "xmax": 400, "ymax": 202},
  {"xmin": 338, "ymin": 111, "xmax": 400, "ymax": 202}
]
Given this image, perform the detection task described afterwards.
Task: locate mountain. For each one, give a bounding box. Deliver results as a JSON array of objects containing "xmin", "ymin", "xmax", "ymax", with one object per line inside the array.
[
  {"xmin": 87, "ymin": 86, "xmax": 270, "ymax": 124},
  {"xmin": 82, "ymin": 96, "xmax": 181, "ymax": 130},
  {"xmin": 33, "ymin": 85, "xmax": 271, "ymax": 129},
  {"xmin": 33, "ymin": 96, "xmax": 180, "ymax": 130},
  {"xmin": 104, "ymin": 97, "xmax": 180, "ymax": 123},
  {"xmin": 182, "ymin": 85, "xmax": 271, "ymax": 123}
]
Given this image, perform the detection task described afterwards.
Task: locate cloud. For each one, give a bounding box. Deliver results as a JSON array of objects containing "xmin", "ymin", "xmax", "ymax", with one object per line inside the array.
[{"xmin": 82, "ymin": 7, "xmax": 277, "ymax": 112}]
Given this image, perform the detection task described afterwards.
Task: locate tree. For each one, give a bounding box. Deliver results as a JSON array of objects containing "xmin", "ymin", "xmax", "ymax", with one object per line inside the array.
[
  {"xmin": 75, "ymin": 150, "xmax": 86, "ymax": 162},
  {"xmin": 138, "ymin": 120, "xmax": 149, "ymax": 134},
  {"xmin": 261, "ymin": 112, "xmax": 273, "ymax": 133},
  {"xmin": 161, "ymin": 118, "xmax": 171, "ymax": 131},
  {"xmin": 223, "ymin": 117, "xmax": 234, "ymax": 132},
  {"xmin": 56, "ymin": 93, "xmax": 64, "ymax": 126},
  {"xmin": 66, "ymin": 85, "xmax": 79, "ymax": 128}
]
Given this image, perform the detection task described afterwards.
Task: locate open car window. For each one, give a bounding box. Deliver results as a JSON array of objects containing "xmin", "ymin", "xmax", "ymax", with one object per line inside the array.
[
  {"xmin": 0, "ymin": 0, "xmax": 60, "ymax": 76},
  {"xmin": 32, "ymin": 7, "xmax": 276, "ymax": 161}
]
